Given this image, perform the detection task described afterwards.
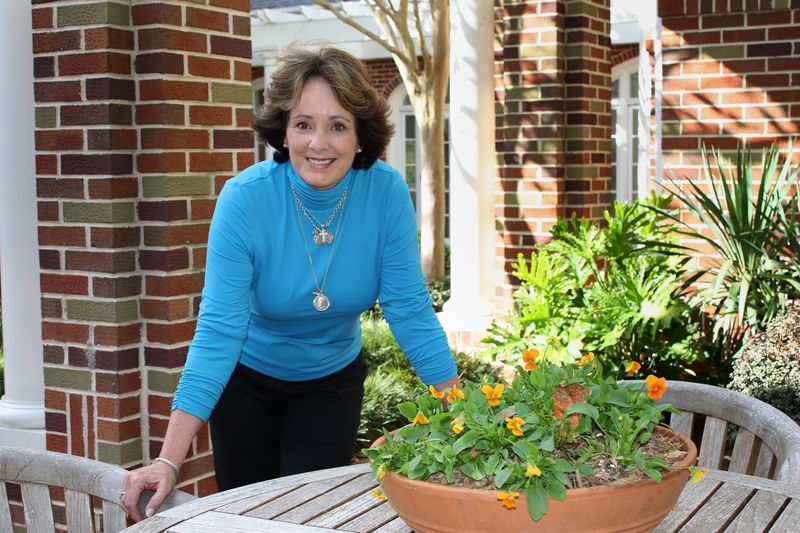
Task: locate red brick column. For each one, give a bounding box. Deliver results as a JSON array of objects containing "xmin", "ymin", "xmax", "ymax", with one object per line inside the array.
[
  {"xmin": 33, "ymin": 0, "xmax": 253, "ymax": 498},
  {"xmin": 493, "ymin": 0, "xmax": 611, "ymax": 305}
]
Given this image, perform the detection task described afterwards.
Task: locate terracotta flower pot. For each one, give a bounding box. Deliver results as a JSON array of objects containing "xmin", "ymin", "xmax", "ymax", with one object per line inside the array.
[{"xmin": 372, "ymin": 426, "xmax": 697, "ymax": 533}]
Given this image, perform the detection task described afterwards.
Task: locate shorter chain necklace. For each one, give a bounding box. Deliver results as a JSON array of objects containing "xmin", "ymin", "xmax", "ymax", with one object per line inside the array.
[
  {"xmin": 291, "ymin": 186, "xmax": 347, "ymax": 312},
  {"xmin": 289, "ymin": 183, "xmax": 348, "ymax": 245}
]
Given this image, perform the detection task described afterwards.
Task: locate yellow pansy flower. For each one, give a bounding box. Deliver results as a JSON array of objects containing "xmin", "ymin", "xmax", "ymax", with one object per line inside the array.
[
  {"xmin": 526, "ymin": 464, "xmax": 542, "ymax": 477},
  {"xmin": 412, "ymin": 412, "xmax": 429, "ymax": 425},
  {"xmin": 428, "ymin": 385, "xmax": 444, "ymax": 399},
  {"xmin": 451, "ymin": 417, "xmax": 464, "ymax": 434},
  {"xmin": 446, "ymin": 385, "xmax": 465, "ymax": 403}
]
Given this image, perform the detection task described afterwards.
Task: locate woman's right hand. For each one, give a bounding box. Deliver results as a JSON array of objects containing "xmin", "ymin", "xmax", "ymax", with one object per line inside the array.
[{"xmin": 119, "ymin": 461, "xmax": 177, "ymax": 522}]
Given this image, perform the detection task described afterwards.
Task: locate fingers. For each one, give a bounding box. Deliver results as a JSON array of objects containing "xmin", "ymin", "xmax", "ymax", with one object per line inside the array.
[{"xmin": 120, "ymin": 463, "xmax": 177, "ymax": 522}]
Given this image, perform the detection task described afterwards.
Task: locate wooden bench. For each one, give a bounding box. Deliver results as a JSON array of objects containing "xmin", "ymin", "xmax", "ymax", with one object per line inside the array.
[
  {"xmin": 0, "ymin": 446, "xmax": 195, "ymax": 532},
  {"xmin": 629, "ymin": 380, "xmax": 800, "ymax": 483}
]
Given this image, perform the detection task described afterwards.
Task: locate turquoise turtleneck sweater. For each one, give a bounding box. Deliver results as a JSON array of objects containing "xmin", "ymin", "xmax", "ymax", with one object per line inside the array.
[{"xmin": 172, "ymin": 159, "xmax": 457, "ymax": 422}]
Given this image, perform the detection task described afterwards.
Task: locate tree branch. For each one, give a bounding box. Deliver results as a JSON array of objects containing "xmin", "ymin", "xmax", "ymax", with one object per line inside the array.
[
  {"xmin": 412, "ymin": 0, "xmax": 431, "ymax": 73},
  {"xmin": 312, "ymin": 0, "xmax": 417, "ymax": 72}
]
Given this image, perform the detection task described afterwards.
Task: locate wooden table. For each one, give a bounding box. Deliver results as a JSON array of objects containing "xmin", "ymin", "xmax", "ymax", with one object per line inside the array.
[{"xmin": 122, "ymin": 463, "xmax": 800, "ymax": 532}]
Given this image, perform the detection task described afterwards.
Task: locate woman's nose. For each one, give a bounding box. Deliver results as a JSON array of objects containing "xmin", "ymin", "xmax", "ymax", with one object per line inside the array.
[{"xmin": 308, "ymin": 129, "xmax": 329, "ymax": 150}]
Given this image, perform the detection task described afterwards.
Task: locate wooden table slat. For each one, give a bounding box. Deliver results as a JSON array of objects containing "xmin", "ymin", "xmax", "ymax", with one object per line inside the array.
[
  {"xmin": 768, "ymin": 498, "xmax": 800, "ymax": 533},
  {"xmin": 680, "ymin": 482, "xmax": 754, "ymax": 532},
  {"xmin": 246, "ymin": 474, "xmax": 360, "ymax": 520},
  {"xmin": 277, "ymin": 473, "xmax": 377, "ymax": 524},
  {"xmin": 166, "ymin": 511, "xmax": 339, "ymax": 533},
  {"xmin": 723, "ymin": 490, "xmax": 787, "ymax": 533},
  {"xmin": 337, "ymin": 501, "xmax": 401, "ymax": 533},
  {"xmin": 215, "ymin": 484, "xmax": 298, "ymax": 514},
  {"xmin": 652, "ymin": 478, "xmax": 722, "ymax": 533},
  {"xmin": 305, "ymin": 483, "xmax": 385, "ymax": 528},
  {"xmin": 371, "ymin": 516, "xmax": 413, "ymax": 533}
]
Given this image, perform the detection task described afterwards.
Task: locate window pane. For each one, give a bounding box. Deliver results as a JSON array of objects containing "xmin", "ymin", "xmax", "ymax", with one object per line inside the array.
[
  {"xmin": 631, "ymin": 109, "xmax": 639, "ymax": 198},
  {"xmin": 610, "ymin": 108, "xmax": 617, "ymax": 202},
  {"xmin": 629, "ymin": 72, "xmax": 638, "ymax": 99},
  {"xmin": 612, "ymin": 78, "xmax": 619, "ymax": 99}
]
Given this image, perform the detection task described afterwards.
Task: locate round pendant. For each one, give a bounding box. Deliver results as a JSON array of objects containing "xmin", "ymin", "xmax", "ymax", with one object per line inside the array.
[
  {"xmin": 313, "ymin": 227, "xmax": 334, "ymax": 245},
  {"xmin": 313, "ymin": 292, "xmax": 330, "ymax": 312}
]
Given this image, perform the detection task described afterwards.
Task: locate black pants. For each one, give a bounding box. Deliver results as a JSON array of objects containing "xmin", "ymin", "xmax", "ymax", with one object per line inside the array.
[{"xmin": 208, "ymin": 352, "xmax": 368, "ymax": 491}]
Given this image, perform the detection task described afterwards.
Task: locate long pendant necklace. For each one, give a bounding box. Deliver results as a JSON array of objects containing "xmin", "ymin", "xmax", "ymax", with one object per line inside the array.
[
  {"xmin": 289, "ymin": 183, "xmax": 348, "ymax": 245},
  {"xmin": 290, "ymin": 185, "xmax": 347, "ymax": 312}
]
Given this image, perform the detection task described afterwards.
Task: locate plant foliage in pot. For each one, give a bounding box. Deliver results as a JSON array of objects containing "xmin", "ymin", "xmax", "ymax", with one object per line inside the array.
[{"xmin": 365, "ymin": 353, "xmax": 701, "ymax": 533}]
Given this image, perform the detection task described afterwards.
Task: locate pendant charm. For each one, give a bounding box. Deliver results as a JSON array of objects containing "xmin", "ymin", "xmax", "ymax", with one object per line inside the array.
[
  {"xmin": 313, "ymin": 291, "xmax": 330, "ymax": 312},
  {"xmin": 313, "ymin": 227, "xmax": 334, "ymax": 245}
]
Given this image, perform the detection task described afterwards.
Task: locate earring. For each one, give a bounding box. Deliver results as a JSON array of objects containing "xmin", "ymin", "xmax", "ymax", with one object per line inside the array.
[{"xmin": 356, "ymin": 146, "xmax": 363, "ymax": 153}]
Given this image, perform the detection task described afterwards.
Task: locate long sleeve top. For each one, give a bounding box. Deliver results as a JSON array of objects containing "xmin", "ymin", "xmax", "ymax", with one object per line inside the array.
[{"xmin": 172, "ymin": 159, "xmax": 457, "ymax": 422}]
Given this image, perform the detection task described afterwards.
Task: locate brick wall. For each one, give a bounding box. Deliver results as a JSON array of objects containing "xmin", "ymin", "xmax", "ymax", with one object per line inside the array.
[
  {"xmin": 659, "ymin": 0, "xmax": 800, "ymax": 190},
  {"xmin": 493, "ymin": 0, "xmax": 611, "ymax": 308},
  {"xmin": 363, "ymin": 57, "xmax": 402, "ymax": 99},
  {"xmin": 32, "ymin": 0, "xmax": 253, "ymax": 513}
]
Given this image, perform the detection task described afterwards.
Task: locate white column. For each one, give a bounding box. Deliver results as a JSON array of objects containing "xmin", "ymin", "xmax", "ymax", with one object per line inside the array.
[
  {"xmin": 0, "ymin": 1, "xmax": 46, "ymax": 448},
  {"xmin": 438, "ymin": 0, "xmax": 496, "ymax": 340}
]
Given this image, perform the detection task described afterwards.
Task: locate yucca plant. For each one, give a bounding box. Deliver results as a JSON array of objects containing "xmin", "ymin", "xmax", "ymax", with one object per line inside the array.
[{"xmin": 656, "ymin": 143, "xmax": 800, "ymax": 356}]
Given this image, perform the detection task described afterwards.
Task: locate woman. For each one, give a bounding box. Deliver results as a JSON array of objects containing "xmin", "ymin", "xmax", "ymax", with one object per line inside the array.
[{"xmin": 120, "ymin": 45, "xmax": 460, "ymax": 521}]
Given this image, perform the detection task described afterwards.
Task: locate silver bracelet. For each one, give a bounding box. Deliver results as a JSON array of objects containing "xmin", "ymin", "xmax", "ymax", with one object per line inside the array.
[{"xmin": 154, "ymin": 456, "xmax": 180, "ymax": 477}]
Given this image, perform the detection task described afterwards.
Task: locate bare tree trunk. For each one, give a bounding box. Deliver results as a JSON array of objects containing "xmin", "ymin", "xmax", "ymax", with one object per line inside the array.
[{"xmin": 312, "ymin": 0, "xmax": 450, "ymax": 280}]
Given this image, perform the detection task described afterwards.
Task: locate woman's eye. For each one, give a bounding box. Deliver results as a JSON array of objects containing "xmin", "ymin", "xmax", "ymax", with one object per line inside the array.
[
  {"xmin": 331, "ymin": 122, "xmax": 347, "ymax": 132},
  {"xmin": 295, "ymin": 122, "xmax": 309, "ymax": 130}
]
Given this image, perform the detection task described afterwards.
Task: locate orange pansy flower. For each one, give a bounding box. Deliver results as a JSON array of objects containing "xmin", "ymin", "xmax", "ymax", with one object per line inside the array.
[
  {"xmin": 645, "ymin": 375, "xmax": 667, "ymax": 400},
  {"xmin": 372, "ymin": 488, "xmax": 386, "ymax": 500},
  {"xmin": 579, "ymin": 352, "xmax": 595, "ymax": 366},
  {"xmin": 451, "ymin": 417, "xmax": 464, "ymax": 435},
  {"xmin": 505, "ymin": 416, "xmax": 525, "ymax": 437},
  {"xmin": 522, "ymin": 348, "xmax": 539, "ymax": 370},
  {"xmin": 446, "ymin": 385, "xmax": 465, "ymax": 403},
  {"xmin": 625, "ymin": 361, "xmax": 641, "ymax": 375},
  {"xmin": 481, "ymin": 383, "xmax": 504, "ymax": 407},
  {"xmin": 428, "ymin": 385, "xmax": 444, "ymax": 399},
  {"xmin": 497, "ymin": 491, "xmax": 519, "ymax": 509}
]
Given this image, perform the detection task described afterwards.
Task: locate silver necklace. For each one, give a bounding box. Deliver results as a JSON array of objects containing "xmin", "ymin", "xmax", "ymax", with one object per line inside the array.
[
  {"xmin": 290, "ymin": 185, "xmax": 347, "ymax": 312},
  {"xmin": 289, "ymin": 183, "xmax": 348, "ymax": 245}
]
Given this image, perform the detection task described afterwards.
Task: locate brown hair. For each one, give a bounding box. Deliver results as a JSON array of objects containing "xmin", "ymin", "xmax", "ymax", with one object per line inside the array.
[{"xmin": 253, "ymin": 45, "xmax": 395, "ymax": 169}]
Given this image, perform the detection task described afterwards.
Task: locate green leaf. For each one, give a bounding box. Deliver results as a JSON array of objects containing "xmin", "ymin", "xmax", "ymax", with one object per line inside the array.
[
  {"xmin": 577, "ymin": 463, "xmax": 595, "ymax": 476},
  {"xmin": 453, "ymin": 430, "xmax": 480, "ymax": 454},
  {"xmin": 564, "ymin": 402, "xmax": 599, "ymax": 420},
  {"xmin": 459, "ymin": 461, "xmax": 485, "ymax": 480},
  {"xmin": 547, "ymin": 481, "xmax": 567, "ymax": 501},
  {"xmin": 398, "ymin": 402, "xmax": 418, "ymax": 421},
  {"xmin": 540, "ymin": 434, "xmax": 555, "ymax": 452},
  {"xmin": 644, "ymin": 468, "xmax": 662, "ymax": 482},
  {"xmin": 526, "ymin": 485, "xmax": 549, "ymax": 521},
  {"xmin": 495, "ymin": 467, "xmax": 512, "ymax": 488}
]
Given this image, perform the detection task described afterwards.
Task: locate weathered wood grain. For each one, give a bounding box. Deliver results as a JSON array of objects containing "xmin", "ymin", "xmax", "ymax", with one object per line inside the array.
[
  {"xmin": 277, "ymin": 473, "xmax": 376, "ymax": 524},
  {"xmin": 728, "ymin": 428, "xmax": 757, "ymax": 475},
  {"xmin": 699, "ymin": 416, "xmax": 728, "ymax": 470},
  {"xmin": 652, "ymin": 477, "xmax": 721, "ymax": 533},
  {"xmin": 21, "ymin": 482, "xmax": 55, "ymax": 532},
  {"xmin": 246, "ymin": 475, "xmax": 357, "ymax": 520},
  {"xmin": 0, "ymin": 482, "xmax": 14, "ymax": 533},
  {"xmin": 65, "ymin": 488, "xmax": 93, "ymax": 533},
  {"xmin": 679, "ymin": 482, "xmax": 752, "ymax": 531},
  {"xmin": 337, "ymin": 500, "xmax": 399, "ymax": 532},
  {"xmin": 371, "ymin": 516, "xmax": 413, "ymax": 533},
  {"xmin": 670, "ymin": 411, "xmax": 694, "ymax": 440},
  {"xmin": 769, "ymin": 498, "xmax": 800, "ymax": 532},
  {"xmin": 166, "ymin": 511, "xmax": 337, "ymax": 532},
  {"xmin": 723, "ymin": 489, "xmax": 786, "ymax": 533},
  {"xmin": 306, "ymin": 489, "xmax": 384, "ymax": 529}
]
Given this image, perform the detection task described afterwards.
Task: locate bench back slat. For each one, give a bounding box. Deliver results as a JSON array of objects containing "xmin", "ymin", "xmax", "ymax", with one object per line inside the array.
[
  {"xmin": 0, "ymin": 483, "xmax": 13, "ymax": 533},
  {"xmin": 698, "ymin": 416, "xmax": 728, "ymax": 470},
  {"xmin": 66, "ymin": 488, "xmax": 94, "ymax": 533},
  {"xmin": 728, "ymin": 428, "xmax": 758, "ymax": 475},
  {"xmin": 22, "ymin": 483, "xmax": 56, "ymax": 532}
]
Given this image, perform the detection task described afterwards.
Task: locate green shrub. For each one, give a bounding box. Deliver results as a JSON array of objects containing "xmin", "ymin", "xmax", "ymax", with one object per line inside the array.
[
  {"xmin": 728, "ymin": 308, "xmax": 800, "ymax": 424},
  {"xmin": 358, "ymin": 315, "xmax": 497, "ymax": 451},
  {"xmin": 483, "ymin": 194, "xmax": 710, "ymax": 381}
]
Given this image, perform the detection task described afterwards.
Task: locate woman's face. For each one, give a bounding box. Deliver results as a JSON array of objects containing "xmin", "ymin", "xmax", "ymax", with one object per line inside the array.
[{"xmin": 285, "ymin": 77, "xmax": 359, "ymax": 190}]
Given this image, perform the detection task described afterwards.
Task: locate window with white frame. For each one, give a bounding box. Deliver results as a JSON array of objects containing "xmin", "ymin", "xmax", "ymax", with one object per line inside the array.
[
  {"xmin": 390, "ymin": 90, "xmax": 450, "ymax": 239},
  {"xmin": 611, "ymin": 59, "xmax": 646, "ymax": 205}
]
